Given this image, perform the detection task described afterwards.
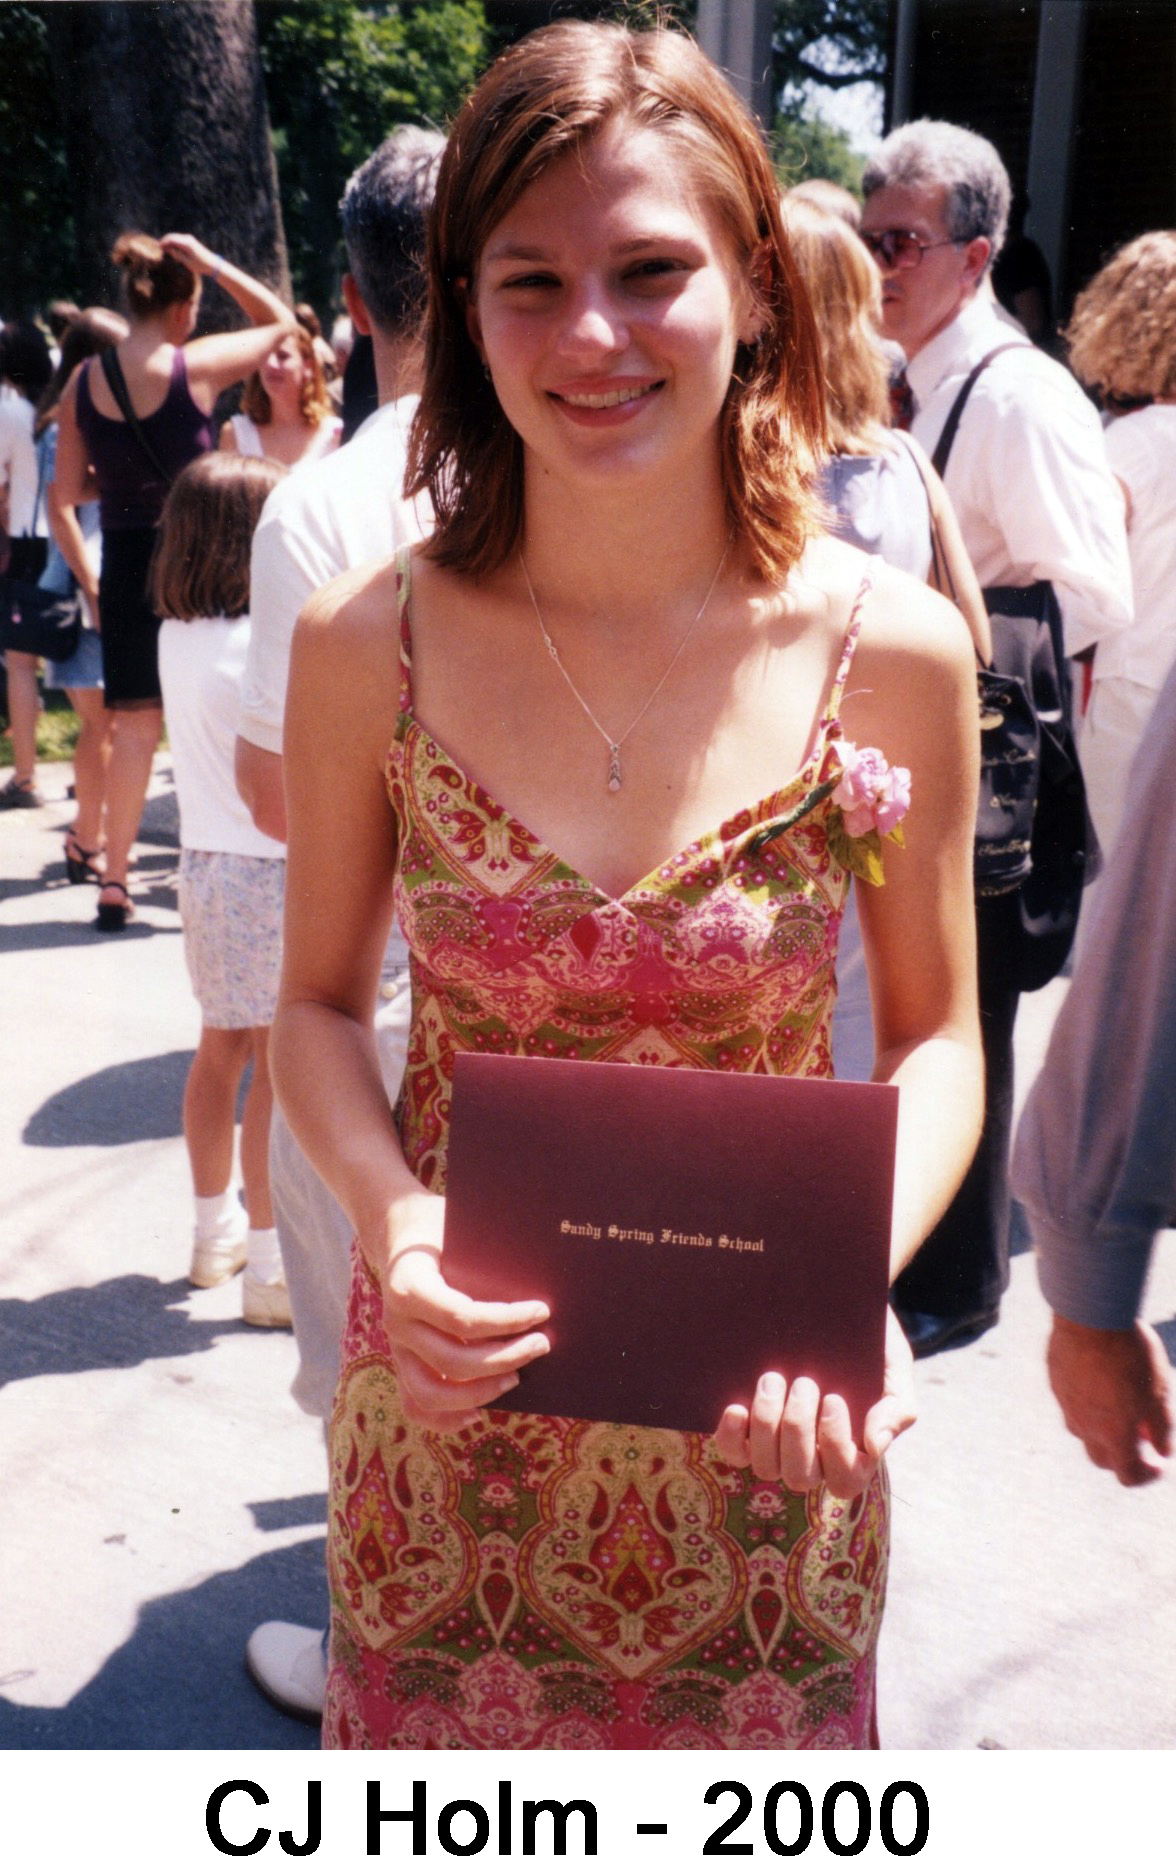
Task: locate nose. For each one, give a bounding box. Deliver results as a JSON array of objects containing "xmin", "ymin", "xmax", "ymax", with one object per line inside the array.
[{"xmin": 555, "ymin": 278, "xmax": 629, "ymax": 360}]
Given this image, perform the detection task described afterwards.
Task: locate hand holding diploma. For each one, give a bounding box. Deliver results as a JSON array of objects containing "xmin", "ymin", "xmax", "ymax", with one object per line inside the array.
[{"xmin": 714, "ymin": 1306, "xmax": 917, "ymax": 1493}]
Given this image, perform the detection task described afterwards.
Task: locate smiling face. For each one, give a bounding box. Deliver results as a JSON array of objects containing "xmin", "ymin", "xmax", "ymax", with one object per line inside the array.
[
  {"xmin": 465, "ymin": 121, "xmax": 761, "ymax": 498},
  {"xmin": 859, "ymin": 181, "xmax": 989, "ymax": 360}
]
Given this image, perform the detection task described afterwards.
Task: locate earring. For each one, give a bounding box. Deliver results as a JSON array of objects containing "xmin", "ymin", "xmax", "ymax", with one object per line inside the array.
[{"xmin": 482, "ymin": 361, "xmax": 492, "ymax": 381}]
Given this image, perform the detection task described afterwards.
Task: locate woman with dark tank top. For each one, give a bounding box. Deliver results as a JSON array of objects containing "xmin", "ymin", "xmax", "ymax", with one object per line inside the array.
[{"xmin": 55, "ymin": 231, "xmax": 294, "ymax": 929}]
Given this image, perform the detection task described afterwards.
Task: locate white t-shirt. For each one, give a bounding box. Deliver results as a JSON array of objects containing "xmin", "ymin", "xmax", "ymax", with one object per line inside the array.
[
  {"xmin": 159, "ymin": 615, "xmax": 287, "ymax": 859},
  {"xmin": 0, "ymin": 393, "xmax": 47, "ymax": 538},
  {"xmin": 1093, "ymin": 404, "xmax": 1176, "ymax": 692},
  {"xmin": 239, "ymin": 395, "xmax": 428, "ymax": 755}
]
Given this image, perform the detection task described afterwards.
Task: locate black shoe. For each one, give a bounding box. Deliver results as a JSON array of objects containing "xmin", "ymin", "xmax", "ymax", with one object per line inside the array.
[{"xmin": 896, "ymin": 1304, "xmax": 999, "ymax": 1358}]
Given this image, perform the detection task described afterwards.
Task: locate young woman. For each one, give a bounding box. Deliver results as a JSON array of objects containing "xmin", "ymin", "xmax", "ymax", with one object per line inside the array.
[
  {"xmin": 154, "ymin": 453, "xmax": 291, "ymax": 1324},
  {"xmin": 54, "ymin": 231, "xmax": 294, "ymax": 930},
  {"xmin": 272, "ymin": 21, "xmax": 983, "ymax": 1750},
  {"xmin": 219, "ymin": 323, "xmax": 340, "ymax": 469}
]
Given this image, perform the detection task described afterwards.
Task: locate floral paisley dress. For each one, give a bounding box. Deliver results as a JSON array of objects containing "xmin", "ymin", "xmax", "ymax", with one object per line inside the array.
[{"xmin": 324, "ymin": 547, "xmax": 888, "ymax": 1750}]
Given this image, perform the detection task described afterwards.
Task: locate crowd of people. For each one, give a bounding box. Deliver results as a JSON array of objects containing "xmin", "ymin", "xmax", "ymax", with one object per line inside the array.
[{"xmin": 3, "ymin": 16, "xmax": 1173, "ymax": 1750}]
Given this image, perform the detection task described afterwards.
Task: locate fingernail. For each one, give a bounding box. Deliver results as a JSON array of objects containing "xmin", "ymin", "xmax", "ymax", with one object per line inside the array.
[
  {"xmin": 763, "ymin": 1372, "xmax": 785, "ymax": 1398},
  {"xmin": 495, "ymin": 1374, "xmax": 520, "ymax": 1396}
]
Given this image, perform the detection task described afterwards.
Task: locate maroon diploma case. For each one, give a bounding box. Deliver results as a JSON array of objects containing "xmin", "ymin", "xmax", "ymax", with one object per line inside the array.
[{"xmin": 442, "ymin": 1053, "xmax": 898, "ymax": 1440}]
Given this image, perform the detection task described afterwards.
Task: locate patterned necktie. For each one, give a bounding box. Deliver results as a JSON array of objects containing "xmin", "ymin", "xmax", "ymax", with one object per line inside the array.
[{"xmin": 889, "ymin": 366, "xmax": 915, "ymax": 431}]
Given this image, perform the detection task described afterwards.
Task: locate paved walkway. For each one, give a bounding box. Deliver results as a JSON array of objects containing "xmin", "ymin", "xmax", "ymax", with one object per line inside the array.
[{"xmin": 3, "ymin": 754, "xmax": 1176, "ymax": 1751}]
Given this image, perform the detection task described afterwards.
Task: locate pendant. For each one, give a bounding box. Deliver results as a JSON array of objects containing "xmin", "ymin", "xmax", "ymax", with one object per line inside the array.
[{"xmin": 608, "ymin": 744, "xmax": 622, "ymax": 792}]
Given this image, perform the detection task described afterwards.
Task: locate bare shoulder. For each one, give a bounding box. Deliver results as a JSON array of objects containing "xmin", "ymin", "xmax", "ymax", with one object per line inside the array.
[{"xmin": 290, "ymin": 555, "xmax": 404, "ymax": 736}]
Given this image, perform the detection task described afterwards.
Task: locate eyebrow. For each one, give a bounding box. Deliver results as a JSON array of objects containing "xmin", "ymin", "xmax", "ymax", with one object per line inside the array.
[{"xmin": 483, "ymin": 231, "xmax": 704, "ymax": 265}]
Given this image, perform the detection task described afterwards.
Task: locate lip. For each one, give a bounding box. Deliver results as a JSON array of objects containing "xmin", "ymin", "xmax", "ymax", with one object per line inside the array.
[{"xmin": 546, "ymin": 377, "xmax": 664, "ymax": 425}]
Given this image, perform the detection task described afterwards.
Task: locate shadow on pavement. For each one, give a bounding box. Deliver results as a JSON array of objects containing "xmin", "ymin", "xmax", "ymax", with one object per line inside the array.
[
  {"xmin": 249, "ymin": 1493, "xmax": 328, "ymax": 1533},
  {"xmin": 0, "ymin": 1274, "xmax": 261, "ymax": 1389},
  {"xmin": 0, "ymin": 919, "xmax": 164, "ymax": 952},
  {"xmin": 25, "ymin": 1050, "xmax": 192, "ymax": 1146},
  {"xmin": 0, "ymin": 1537, "xmax": 325, "ymax": 1748}
]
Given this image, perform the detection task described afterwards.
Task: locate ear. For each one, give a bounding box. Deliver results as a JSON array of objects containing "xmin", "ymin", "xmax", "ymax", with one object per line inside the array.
[
  {"xmin": 342, "ymin": 272, "xmax": 373, "ymax": 338},
  {"xmin": 961, "ymin": 235, "xmax": 992, "ymax": 291},
  {"xmin": 459, "ymin": 277, "xmax": 486, "ymax": 365},
  {"xmin": 738, "ymin": 242, "xmax": 771, "ymax": 346}
]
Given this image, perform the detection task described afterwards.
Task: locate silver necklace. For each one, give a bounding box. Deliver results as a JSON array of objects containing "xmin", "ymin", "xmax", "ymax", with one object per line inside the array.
[{"xmin": 519, "ymin": 540, "xmax": 730, "ymax": 792}]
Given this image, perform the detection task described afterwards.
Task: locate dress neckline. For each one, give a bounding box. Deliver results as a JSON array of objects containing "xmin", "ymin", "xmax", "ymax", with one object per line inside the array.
[{"xmin": 391, "ymin": 547, "xmax": 870, "ymax": 908}]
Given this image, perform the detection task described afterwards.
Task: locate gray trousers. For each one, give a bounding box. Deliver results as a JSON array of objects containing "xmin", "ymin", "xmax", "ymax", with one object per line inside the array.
[{"xmin": 270, "ymin": 971, "xmax": 413, "ymax": 1421}]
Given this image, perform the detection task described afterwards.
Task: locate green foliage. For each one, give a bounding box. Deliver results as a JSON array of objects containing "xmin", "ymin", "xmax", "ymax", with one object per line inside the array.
[
  {"xmin": 0, "ymin": 694, "xmax": 80, "ymax": 767},
  {"xmin": 0, "ymin": 5, "xmax": 79, "ymax": 315},
  {"xmin": 773, "ymin": 113, "xmax": 864, "ymax": 194},
  {"xmin": 771, "ymin": 0, "xmax": 887, "ymax": 110},
  {"xmin": 255, "ymin": 0, "xmax": 490, "ymax": 317}
]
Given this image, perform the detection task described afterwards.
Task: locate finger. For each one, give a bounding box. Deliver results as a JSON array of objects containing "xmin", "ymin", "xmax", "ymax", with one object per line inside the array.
[
  {"xmin": 777, "ymin": 1376, "xmax": 822, "ymax": 1492},
  {"xmin": 748, "ymin": 1373, "xmax": 786, "ymax": 1481},
  {"xmin": 863, "ymin": 1387, "xmax": 916, "ymax": 1463},
  {"xmin": 816, "ymin": 1394, "xmax": 866, "ymax": 1499},
  {"xmin": 395, "ymin": 1348, "xmax": 521, "ymax": 1419},
  {"xmin": 713, "ymin": 1404, "xmax": 751, "ymax": 1470},
  {"xmin": 389, "ymin": 1249, "xmax": 549, "ymax": 1343},
  {"xmin": 394, "ymin": 1317, "xmax": 550, "ymax": 1383}
]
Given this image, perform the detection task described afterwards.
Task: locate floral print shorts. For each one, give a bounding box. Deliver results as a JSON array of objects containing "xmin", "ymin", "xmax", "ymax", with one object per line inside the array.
[{"xmin": 179, "ymin": 849, "xmax": 285, "ymax": 1029}]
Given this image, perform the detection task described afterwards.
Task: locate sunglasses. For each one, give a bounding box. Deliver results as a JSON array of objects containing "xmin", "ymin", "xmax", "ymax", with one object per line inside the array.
[{"xmin": 860, "ymin": 229, "xmax": 963, "ymax": 270}]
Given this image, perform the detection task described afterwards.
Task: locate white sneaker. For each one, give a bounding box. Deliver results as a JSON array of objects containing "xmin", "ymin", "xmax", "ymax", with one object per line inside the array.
[
  {"xmin": 243, "ymin": 1271, "xmax": 293, "ymax": 1328},
  {"xmin": 245, "ymin": 1621, "xmax": 326, "ymax": 1722},
  {"xmin": 189, "ymin": 1228, "xmax": 248, "ymax": 1288}
]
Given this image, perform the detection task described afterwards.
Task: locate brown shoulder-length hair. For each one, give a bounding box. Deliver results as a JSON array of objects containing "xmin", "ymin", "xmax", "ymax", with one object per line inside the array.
[
  {"xmin": 241, "ymin": 323, "xmax": 332, "ymax": 428},
  {"xmin": 1065, "ymin": 231, "xmax": 1176, "ymax": 405},
  {"xmin": 407, "ymin": 19, "xmax": 828, "ymax": 582},
  {"xmin": 783, "ymin": 198, "xmax": 890, "ymax": 456},
  {"xmin": 151, "ymin": 453, "xmax": 285, "ymax": 622}
]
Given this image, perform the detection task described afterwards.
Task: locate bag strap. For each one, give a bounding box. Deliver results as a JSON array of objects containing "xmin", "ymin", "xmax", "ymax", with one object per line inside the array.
[
  {"xmin": 99, "ymin": 348, "xmax": 173, "ymax": 486},
  {"xmin": 930, "ymin": 341, "xmax": 1030, "ymax": 478}
]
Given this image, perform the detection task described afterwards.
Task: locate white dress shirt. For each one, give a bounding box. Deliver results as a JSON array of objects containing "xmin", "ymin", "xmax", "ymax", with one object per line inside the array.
[{"xmin": 908, "ymin": 294, "xmax": 1132, "ymax": 658}]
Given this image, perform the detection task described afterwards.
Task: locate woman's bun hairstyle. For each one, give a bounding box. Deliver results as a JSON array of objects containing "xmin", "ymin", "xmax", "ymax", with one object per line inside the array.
[{"xmin": 112, "ymin": 232, "xmax": 197, "ymax": 317}]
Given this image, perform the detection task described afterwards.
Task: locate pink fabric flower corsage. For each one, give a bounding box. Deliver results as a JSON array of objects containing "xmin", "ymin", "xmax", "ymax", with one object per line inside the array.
[{"xmin": 828, "ymin": 739, "xmax": 912, "ymax": 885}]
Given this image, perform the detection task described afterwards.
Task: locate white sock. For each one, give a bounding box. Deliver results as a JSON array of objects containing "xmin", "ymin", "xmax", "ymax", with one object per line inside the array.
[
  {"xmin": 246, "ymin": 1227, "xmax": 284, "ymax": 1285},
  {"xmin": 194, "ymin": 1189, "xmax": 245, "ymax": 1242}
]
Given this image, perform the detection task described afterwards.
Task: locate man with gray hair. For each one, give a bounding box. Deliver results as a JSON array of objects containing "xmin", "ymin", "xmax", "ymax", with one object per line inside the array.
[
  {"xmin": 859, "ymin": 120, "xmax": 1132, "ymax": 1356},
  {"xmin": 234, "ymin": 124, "xmax": 443, "ymax": 1722}
]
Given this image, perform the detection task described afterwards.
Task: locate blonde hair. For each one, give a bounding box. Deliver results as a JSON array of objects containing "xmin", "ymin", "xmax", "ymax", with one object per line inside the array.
[
  {"xmin": 783, "ymin": 198, "xmax": 890, "ymax": 455},
  {"xmin": 152, "ymin": 453, "xmax": 285, "ymax": 621},
  {"xmin": 408, "ymin": 19, "xmax": 828, "ymax": 582},
  {"xmin": 111, "ymin": 232, "xmax": 197, "ymax": 318},
  {"xmin": 1065, "ymin": 231, "xmax": 1176, "ymax": 403},
  {"xmin": 241, "ymin": 324, "xmax": 333, "ymax": 428}
]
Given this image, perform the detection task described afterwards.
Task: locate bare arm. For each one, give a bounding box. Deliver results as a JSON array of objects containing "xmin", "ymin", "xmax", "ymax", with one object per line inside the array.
[
  {"xmin": 218, "ymin": 418, "xmax": 238, "ymax": 454},
  {"xmin": 234, "ymin": 736, "xmax": 287, "ymax": 842},
  {"xmin": 46, "ymin": 479, "xmax": 100, "ymax": 623},
  {"xmin": 161, "ymin": 233, "xmax": 295, "ymax": 407},
  {"xmin": 270, "ymin": 564, "xmax": 549, "ymax": 1432},
  {"xmin": 716, "ymin": 565, "xmax": 984, "ymax": 1490}
]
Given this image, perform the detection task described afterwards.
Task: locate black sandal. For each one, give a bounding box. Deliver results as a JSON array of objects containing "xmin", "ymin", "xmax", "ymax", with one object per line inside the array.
[
  {"xmin": 64, "ymin": 832, "xmax": 105, "ymax": 886},
  {"xmin": 95, "ymin": 881, "xmax": 132, "ymax": 932}
]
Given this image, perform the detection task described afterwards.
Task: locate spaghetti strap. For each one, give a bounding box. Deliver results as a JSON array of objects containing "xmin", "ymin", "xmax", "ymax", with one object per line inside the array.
[
  {"xmin": 821, "ymin": 560, "xmax": 874, "ymax": 734},
  {"xmin": 392, "ymin": 543, "xmax": 415, "ymax": 730}
]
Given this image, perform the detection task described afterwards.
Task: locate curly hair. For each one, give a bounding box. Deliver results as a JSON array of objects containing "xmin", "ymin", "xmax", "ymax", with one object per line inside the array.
[
  {"xmin": 407, "ymin": 19, "xmax": 828, "ymax": 583},
  {"xmin": 1064, "ymin": 232, "xmax": 1176, "ymax": 404},
  {"xmin": 241, "ymin": 324, "xmax": 333, "ymax": 429},
  {"xmin": 783, "ymin": 199, "xmax": 890, "ymax": 455}
]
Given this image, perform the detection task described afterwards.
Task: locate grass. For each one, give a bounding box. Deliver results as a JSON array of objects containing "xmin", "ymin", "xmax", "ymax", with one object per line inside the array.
[{"xmin": 0, "ymin": 690, "xmax": 80, "ymax": 766}]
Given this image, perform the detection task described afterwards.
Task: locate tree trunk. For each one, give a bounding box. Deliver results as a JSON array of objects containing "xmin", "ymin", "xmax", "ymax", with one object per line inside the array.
[{"xmin": 45, "ymin": 0, "xmax": 289, "ymax": 326}]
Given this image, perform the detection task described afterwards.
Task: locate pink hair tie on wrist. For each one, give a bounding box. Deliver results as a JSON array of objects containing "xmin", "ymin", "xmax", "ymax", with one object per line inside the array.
[{"xmin": 209, "ymin": 255, "xmax": 224, "ymax": 285}]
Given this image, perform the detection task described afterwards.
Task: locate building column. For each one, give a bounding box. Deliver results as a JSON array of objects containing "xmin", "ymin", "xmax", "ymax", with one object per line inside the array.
[
  {"xmin": 696, "ymin": 0, "xmax": 775, "ymax": 128},
  {"xmin": 1024, "ymin": 1, "xmax": 1087, "ymax": 297}
]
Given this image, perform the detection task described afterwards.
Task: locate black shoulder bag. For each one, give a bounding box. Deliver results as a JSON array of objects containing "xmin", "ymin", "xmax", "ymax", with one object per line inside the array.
[{"xmin": 932, "ymin": 344, "xmax": 1098, "ymax": 992}]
